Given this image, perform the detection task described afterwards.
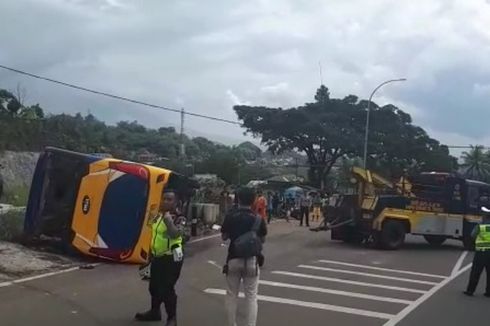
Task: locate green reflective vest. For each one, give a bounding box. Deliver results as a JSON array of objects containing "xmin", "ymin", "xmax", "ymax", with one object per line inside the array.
[
  {"xmin": 475, "ymin": 224, "xmax": 490, "ymax": 251},
  {"xmin": 151, "ymin": 215, "xmax": 183, "ymax": 257}
]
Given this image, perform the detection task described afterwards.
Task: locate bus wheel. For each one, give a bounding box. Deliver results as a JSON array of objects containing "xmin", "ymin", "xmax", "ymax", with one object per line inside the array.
[
  {"xmin": 423, "ymin": 235, "xmax": 446, "ymax": 246},
  {"xmin": 380, "ymin": 220, "xmax": 406, "ymax": 250}
]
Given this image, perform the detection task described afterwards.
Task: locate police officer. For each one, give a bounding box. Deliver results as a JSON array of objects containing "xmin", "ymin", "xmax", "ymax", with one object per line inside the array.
[
  {"xmin": 136, "ymin": 189, "xmax": 185, "ymax": 325},
  {"xmin": 464, "ymin": 198, "xmax": 490, "ymax": 297}
]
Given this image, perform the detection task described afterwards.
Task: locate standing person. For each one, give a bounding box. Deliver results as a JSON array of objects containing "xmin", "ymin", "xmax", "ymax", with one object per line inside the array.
[
  {"xmin": 321, "ymin": 193, "xmax": 329, "ymax": 221},
  {"xmin": 464, "ymin": 205, "xmax": 490, "ymax": 297},
  {"xmin": 299, "ymin": 192, "xmax": 311, "ymax": 227},
  {"xmin": 135, "ymin": 190, "xmax": 185, "ymax": 326},
  {"xmin": 252, "ymin": 189, "xmax": 267, "ymax": 221},
  {"xmin": 219, "ymin": 191, "xmax": 228, "ymax": 223},
  {"xmin": 267, "ymin": 192, "xmax": 274, "ymax": 224},
  {"xmin": 285, "ymin": 193, "xmax": 295, "ymax": 222},
  {"xmin": 233, "ymin": 190, "xmax": 239, "ymax": 209},
  {"xmin": 272, "ymin": 192, "xmax": 280, "ymax": 217},
  {"xmin": 312, "ymin": 193, "xmax": 322, "ymax": 222},
  {"xmin": 221, "ymin": 187, "xmax": 267, "ymax": 326}
]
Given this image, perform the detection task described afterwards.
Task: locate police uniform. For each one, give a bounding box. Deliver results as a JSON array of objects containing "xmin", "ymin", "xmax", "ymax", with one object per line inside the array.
[
  {"xmin": 136, "ymin": 213, "xmax": 184, "ymax": 324},
  {"xmin": 465, "ymin": 223, "xmax": 490, "ymax": 296}
]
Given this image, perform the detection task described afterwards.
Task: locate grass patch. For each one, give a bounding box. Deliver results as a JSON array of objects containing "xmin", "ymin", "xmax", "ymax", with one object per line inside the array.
[
  {"xmin": 2, "ymin": 184, "xmax": 30, "ymax": 206},
  {"xmin": 0, "ymin": 210, "xmax": 25, "ymax": 241}
]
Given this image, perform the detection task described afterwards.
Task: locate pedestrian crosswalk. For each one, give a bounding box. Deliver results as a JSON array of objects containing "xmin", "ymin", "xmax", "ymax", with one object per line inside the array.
[{"xmin": 203, "ymin": 258, "xmax": 448, "ymax": 325}]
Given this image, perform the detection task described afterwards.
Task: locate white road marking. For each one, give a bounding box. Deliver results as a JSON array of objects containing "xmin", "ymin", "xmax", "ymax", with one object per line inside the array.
[
  {"xmin": 188, "ymin": 234, "xmax": 221, "ymax": 244},
  {"xmin": 0, "ymin": 281, "xmax": 11, "ymax": 288},
  {"xmin": 451, "ymin": 251, "xmax": 468, "ymax": 276},
  {"xmin": 0, "ymin": 233, "xmax": 220, "ymax": 290},
  {"xmin": 317, "ymin": 260, "xmax": 447, "ymax": 279},
  {"xmin": 207, "ymin": 260, "xmax": 222, "ymax": 270},
  {"xmin": 204, "ymin": 288, "xmax": 395, "ymax": 320},
  {"xmin": 299, "ymin": 265, "xmax": 438, "ymax": 286},
  {"xmin": 272, "ymin": 271, "xmax": 427, "ymax": 294},
  {"xmin": 0, "ymin": 266, "xmax": 80, "ymax": 288},
  {"xmin": 259, "ymin": 280, "xmax": 413, "ymax": 304},
  {"xmin": 383, "ymin": 263, "xmax": 472, "ymax": 326}
]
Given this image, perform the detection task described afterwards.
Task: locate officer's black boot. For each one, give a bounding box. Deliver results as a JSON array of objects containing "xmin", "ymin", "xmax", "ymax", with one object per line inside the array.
[
  {"xmin": 165, "ymin": 318, "xmax": 177, "ymax": 326},
  {"xmin": 135, "ymin": 297, "xmax": 162, "ymax": 321},
  {"xmin": 164, "ymin": 295, "xmax": 177, "ymax": 326}
]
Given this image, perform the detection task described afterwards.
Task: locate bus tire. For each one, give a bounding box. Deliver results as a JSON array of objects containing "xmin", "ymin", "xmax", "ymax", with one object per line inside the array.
[
  {"xmin": 424, "ymin": 235, "xmax": 446, "ymax": 246},
  {"xmin": 380, "ymin": 220, "xmax": 406, "ymax": 250}
]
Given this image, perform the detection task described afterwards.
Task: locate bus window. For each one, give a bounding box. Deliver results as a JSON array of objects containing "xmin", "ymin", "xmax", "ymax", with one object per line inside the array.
[{"xmin": 97, "ymin": 173, "xmax": 149, "ymax": 254}]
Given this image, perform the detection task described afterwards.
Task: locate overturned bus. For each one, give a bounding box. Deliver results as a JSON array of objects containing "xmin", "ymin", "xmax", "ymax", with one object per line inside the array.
[{"xmin": 24, "ymin": 147, "xmax": 197, "ymax": 264}]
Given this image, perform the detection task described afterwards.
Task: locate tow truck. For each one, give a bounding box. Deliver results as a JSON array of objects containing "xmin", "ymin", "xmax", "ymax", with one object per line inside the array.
[{"xmin": 315, "ymin": 167, "xmax": 490, "ymax": 250}]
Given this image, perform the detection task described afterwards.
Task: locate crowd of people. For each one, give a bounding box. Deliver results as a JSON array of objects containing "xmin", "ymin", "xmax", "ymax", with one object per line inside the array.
[{"xmin": 250, "ymin": 189, "xmax": 330, "ymax": 226}]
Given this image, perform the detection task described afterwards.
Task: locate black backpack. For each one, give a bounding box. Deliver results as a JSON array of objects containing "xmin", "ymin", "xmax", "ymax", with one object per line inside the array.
[{"xmin": 233, "ymin": 217, "xmax": 263, "ymax": 258}]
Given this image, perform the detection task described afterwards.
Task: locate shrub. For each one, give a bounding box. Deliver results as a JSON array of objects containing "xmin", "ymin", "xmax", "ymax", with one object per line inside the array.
[
  {"xmin": 2, "ymin": 184, "xmax": 30, "ymax": 207},
  {"xmin": 0, "ymin": 210, "xmax": 25, "ymax": 241}
]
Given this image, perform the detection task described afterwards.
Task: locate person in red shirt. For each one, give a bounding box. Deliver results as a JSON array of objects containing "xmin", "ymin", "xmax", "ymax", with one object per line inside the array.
[{"xmin": 253, "ymin": 190, "xmax": 267, "ymax": 220}]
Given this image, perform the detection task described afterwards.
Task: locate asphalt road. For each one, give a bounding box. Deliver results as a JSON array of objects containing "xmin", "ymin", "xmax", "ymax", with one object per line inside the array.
[{"xmin": 0, "ymin": 220, "xmax": 482, "ymax": 326}]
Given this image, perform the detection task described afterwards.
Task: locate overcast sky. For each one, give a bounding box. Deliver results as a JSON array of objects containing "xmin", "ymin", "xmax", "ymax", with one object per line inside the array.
[{"xmin": 1, "ymin": 0, "xmax": 490, "ymax": 153}]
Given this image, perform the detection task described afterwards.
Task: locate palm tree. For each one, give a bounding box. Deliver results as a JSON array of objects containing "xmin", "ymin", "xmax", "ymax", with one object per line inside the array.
[{"xmin": 461, "ymin": 145, "xmax": 490, "ymax": 181}]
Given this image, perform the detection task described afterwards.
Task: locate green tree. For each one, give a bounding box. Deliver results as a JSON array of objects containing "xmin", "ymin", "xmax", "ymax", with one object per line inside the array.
[
  {"xmin": 235, "ymin": 141, "xmax": 262, "ymax": 161},
  {"xmin": 0, "ymin": 89, "xmax": 44, "ymax": 119},
  {"xmin": 195, "ymin": 148, "xmax": 241, "ymax": 184},
  {"xmin": 235, "ymin": 85, "xmax": 456, "ymax": 188},
  {"xmin": 461, "ymin": 146, "xmax": 490, "ymax": 181},
  {"xmin": 315, "ymin": 85, "xmax": 330, "ymax": 103}
]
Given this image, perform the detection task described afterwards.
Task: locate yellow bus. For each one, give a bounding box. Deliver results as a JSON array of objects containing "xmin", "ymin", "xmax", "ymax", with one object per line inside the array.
[{"xmin": 25, "ymin": 147, "xmax": 197, "ymax": 264}]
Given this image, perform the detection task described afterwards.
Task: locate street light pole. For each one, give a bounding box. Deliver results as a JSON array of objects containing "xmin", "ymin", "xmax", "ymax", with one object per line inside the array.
[{"xmin": 363, "ymin": 78, "xmax": 407, "ymax": 169}]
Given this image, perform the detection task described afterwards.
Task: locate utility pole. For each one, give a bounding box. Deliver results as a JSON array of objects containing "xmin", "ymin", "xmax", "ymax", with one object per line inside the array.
[
  {"xmin": 180, "ymin": 108, "xmax": 185, "ymax": 158},
  {"xmin": 319, "ymin": 61, "xmax": 324, "ymax": 86},
  {"xmin": 295, "ymin": 158, "xmax": 299, "ymax": 178}
]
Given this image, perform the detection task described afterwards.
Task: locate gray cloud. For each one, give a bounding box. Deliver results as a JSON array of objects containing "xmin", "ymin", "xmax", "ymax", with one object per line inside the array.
[{"xmin": 1, "ymin": 0, "xmax": 490, "ymax": 150}]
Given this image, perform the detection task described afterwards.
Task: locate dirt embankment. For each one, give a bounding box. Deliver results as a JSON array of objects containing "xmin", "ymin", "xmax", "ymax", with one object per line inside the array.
[
  {"xmin": 0, "ymin": 241, "xmax": 77, "ymax": 282},
  {"xmin": 0, "ymin": 151, "xmax": 39, "ymax": 205},
  {"xmin": 0, "ymin": 151, "xmax": 39, "ymax": 188}
]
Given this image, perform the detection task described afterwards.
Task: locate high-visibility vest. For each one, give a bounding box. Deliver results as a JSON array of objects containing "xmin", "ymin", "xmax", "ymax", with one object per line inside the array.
[
  {"xmin": 151, "ymin": 215, "xmax": 183, "ymax": 257},
  {"xmin": 475, "ymin": 224, "xmax": 490, "ymax": 251}
]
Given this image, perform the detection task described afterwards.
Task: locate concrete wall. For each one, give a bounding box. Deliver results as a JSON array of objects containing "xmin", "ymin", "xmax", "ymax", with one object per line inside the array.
[{"xmin": 0, "ymin": 151, "xmax": 39, "ymax": 188}]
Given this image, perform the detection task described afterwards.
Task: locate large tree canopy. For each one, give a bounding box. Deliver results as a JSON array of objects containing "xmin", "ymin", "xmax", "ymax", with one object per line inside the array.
[{"xmin": 235, "ymin": 85, "xmax": 456, "ymax": 187}]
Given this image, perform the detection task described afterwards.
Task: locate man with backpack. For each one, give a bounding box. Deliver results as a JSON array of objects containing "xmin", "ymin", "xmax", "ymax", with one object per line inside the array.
[{"xmin": 221, "ymin": 187, "xmax": 267, "ymax": 326}]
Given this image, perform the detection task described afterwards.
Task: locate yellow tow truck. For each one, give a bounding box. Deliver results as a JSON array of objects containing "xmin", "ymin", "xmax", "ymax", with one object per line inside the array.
[{"xmin": 319, "ymin": 167, "xmax": 489, "ymax": 250}]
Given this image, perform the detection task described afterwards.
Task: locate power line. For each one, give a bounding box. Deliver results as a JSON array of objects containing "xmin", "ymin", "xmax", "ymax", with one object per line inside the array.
[
  {"xmin": 0, "ymin": 64, "xmax": 241, "ymax": 125},
  {"xmin": 2, "ymin": 64, "xmax": 489, "ymax": 151}
]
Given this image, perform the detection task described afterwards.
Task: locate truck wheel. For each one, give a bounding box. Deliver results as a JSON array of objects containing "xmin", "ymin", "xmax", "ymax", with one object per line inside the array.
[
  {"xmin": 344, "ymin": 234, "xmax": 364, "ymax": 244},
  {"xmin": 423, "ymin": 235, "xmax": 446, "ymax": 246},
  {"xmin": 380, "ymin": 220, "xmax": 406, "ymax": 250},
  {"xmin": 342, "ymin": 226, "xmax": 363, "ymax": 244}
]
